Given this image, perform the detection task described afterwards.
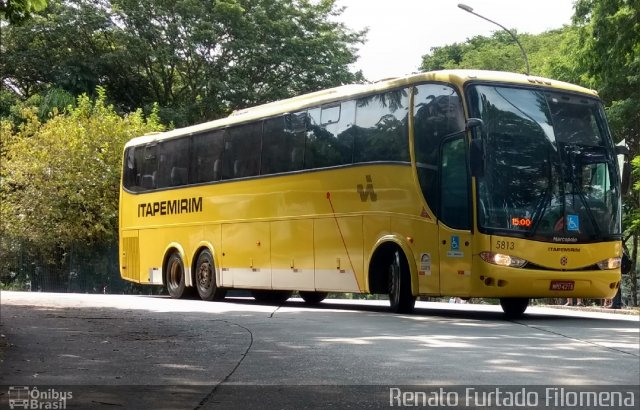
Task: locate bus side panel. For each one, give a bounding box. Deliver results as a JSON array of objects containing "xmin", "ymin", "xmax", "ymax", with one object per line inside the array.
[
  {"xmin": 271, "ymin": 219, "xmax": 314, "ymax": 291},
  {"xmin": 120, "ymin": 230, "xmax": 140, "ymax": 283},
  {"xmin": 137, "ymin": 228, "xmax": 164, "ymax": 285},
  {"xmin": 391, "ymin": 216, "xmax": 441, "ymax": 295},
  {"xmin": 221, "ymin": 222, "xmax": 271, "ymax": 289},
  {"xmin": 438, "ymin": 225, "xmax": 473, "ymax": 297},
  {"xmin": 203, "ymin": 224, "xmax": 226, "ymax": 287},
  {"xmin": 314, "ymin": 216, "xmax": 362, "ymax": 293},
  {"xmin": 136, "ymin": 225, "xmax": 202, "ymax": 285}
]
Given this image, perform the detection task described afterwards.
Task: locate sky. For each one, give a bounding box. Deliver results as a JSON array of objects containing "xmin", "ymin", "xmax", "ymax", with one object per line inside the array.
[{"xmin": 334, "ymin": 0, "xmax": 576, "ymax": 81}]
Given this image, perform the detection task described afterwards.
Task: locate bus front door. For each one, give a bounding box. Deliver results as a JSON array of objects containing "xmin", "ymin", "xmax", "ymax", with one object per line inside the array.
[{"xmin": 437, "ymin": 136, "xmax": 473, "ymax": 296}]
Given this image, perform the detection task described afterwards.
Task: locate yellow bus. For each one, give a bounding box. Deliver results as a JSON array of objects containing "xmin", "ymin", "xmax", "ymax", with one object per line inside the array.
[{"xmin": 119, "ymin": 70, "xmax": 628, "ymax": 318}]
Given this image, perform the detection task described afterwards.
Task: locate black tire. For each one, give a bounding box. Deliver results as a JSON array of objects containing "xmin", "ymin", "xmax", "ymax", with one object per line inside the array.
[
  {"xmin": 194, "ymin": 250, "xmax": 226, "ymax": 301},
  {"xmin": 388, "ymin": 250, "xmax": 415, "ymax": 313},
  {"xmin": 252, "ymin": 290, "xmax": 293, "ymax": 304},
  {"xmin": 500, "ymin": 297, "xmax": 529, "ymax": 319},
  {"xmin": 166, "ymin": 253, "xmax": 187, "ymax": 299},
  {"xmin": 299, "ymin": 291, "xmax": 328, "ymax": 305}
]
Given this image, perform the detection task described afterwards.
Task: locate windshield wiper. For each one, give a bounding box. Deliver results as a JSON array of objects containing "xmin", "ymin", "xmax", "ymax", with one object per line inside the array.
[
  {"xmin": 562, "ymin": 144, "xmax": 606, "ymax": 237},
  {"xmin": 527, "ymin": 146, "xmax": 554, "ymax": 236}
]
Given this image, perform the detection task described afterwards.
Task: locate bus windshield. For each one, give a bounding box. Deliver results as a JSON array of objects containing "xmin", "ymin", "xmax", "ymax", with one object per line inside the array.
[{"xmin": 468, "ymin": 85, "xmax": 621, "ymax": 241}]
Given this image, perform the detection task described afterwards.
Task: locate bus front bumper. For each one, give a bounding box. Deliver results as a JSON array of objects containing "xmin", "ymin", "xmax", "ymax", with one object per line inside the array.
[{"xmin": 469, "ymin": 262, "xmax": 620, "ymax": 299}]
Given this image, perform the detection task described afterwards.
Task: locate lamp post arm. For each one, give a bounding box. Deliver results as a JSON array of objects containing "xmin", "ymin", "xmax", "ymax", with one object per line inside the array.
[{"xmin": 458, "ymin": 4, "xmax": 530, "ymax": 75}]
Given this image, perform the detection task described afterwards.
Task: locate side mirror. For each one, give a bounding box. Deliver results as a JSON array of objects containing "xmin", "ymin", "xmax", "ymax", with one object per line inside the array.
[
  {"xmin": 621, "ymin": 162, "xmax": 632, "ymax": 195},
  {"xmin": 467, "ymin": 118, "xmax": 485, "ymax": 177},
  {"xmin": 615, "ymin": 144, "xmax": 631, "ymax": 195},
  {"xmin": 466, "ymin": 118, "xmax": 484, "ymax": 130},
  {"xmin": 615, "ymin": 145, "xmax": 630, "ymax": 156},
  {"xmin": 470, "ymin": 139, "xmax": 484, "ymax": 177}
]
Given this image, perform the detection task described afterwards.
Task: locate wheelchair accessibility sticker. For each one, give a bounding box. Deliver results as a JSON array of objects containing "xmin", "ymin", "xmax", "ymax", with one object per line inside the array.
[
  {"xmin": 567, "ymin": 215, "xmax": 580, "ymax": 232},
  {"xmin": 447, "ymin": 235, "xmax": 464, "ymax": 258}
]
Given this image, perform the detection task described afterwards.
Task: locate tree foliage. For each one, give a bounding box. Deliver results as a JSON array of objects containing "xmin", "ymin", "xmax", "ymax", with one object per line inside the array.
[
  {"xmin": 0, "ymin": 0, "xmax": 47, "ymax": 24},
  {"xmin": 1, "ymin": 0, "xmax": 365, "ymax": 126},
  {"xmin": 0, "ymin": 88, "xmax": 163, "ymax": 255},
  {"xmin": 420, "ymin": 28, "xmax": 583, "ymax": 80},
  {"xmin": 573, "ymin": 0, "xmax": 640, "ymax": 304}
]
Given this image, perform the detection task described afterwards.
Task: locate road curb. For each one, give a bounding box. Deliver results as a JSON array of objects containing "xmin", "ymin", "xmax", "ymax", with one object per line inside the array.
[{"xmin": 540, "ymin": 304, "xmax": 640, "ymax": 315}]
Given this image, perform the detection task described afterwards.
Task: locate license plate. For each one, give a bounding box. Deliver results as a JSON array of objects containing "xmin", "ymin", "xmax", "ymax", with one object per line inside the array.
[{"xmin": 550, "ymin": 280, "xmax": 575, "ymax": 291}]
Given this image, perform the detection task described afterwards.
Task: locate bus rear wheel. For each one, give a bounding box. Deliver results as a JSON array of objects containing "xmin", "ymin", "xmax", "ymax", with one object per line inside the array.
[
  {"xmin": 252, "ymin": 290, "xmax": 293, "ymax": 304},
  {"xmin": 388, "ymin": 250, "xmax": 415, "ymax": 313},
  {"xmin": 166, "ymin": 253, "xmax": 187, "ymax": 299},
  {"xmin": 195, "ymin": 250, "xmax": 226, "ymax": 301},
  {"xmin": 299, "ymin": 291, "xmax": 328, "ymax": 305},
  {"xmin": 500, "ymin": 297, "xmax": 529, "ymax": 319}
]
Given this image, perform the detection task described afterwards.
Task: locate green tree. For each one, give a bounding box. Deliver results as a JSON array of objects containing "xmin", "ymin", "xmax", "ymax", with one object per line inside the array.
[
  {"xmin": 419, "ymin": 28, "xmax": 580, "ymax": 80},
  {"xmin": 1, "ymin": 1, "xmax": 111, "ymax": 105},
  {"xmin": 0, "ymin": 88, "xmax": 163, "ymax": 289},
  {"xmin": 574, "ymin": 0, "xmax": 640, "ymax": 305},
  {"xmin": 0, "ymin": 0, "xmax": 47, "ymax": 23},
  {"xmin": 1, "ymin": 0, "xmax": 365, "ymax": 126}
]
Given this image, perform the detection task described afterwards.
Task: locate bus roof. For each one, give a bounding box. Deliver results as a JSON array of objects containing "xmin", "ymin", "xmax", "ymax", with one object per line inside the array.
[{"xmin": 125, "ymin": 69, "xmax": 599, "ymax": 148}]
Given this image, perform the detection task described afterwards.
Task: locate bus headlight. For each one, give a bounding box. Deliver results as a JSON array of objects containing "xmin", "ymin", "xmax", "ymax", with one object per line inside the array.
[
  {"xmin": 597, "ymin": 257, "xmax": 621, "ymax": 270},
  {"xmin": 480, "ymin": 252, "xmax": 527, "ymax": 268}
]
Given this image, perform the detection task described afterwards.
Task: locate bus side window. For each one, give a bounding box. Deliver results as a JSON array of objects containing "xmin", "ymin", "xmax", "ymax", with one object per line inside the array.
[
  {"xmin": 413, "ymin": 84, "xmax": 465, "ymax": 217},
  {"xmin": 305, "ymin": 101, "xmax": 355, "ymax": 169},
  {"xmin": 354, "ymin": 88, "xmax": 410, "ymax": 163},
  {"xmin": 303, "ymin": 107, "xmax": 323, "ymax": 169},
  {"xmin": 156, "ymin": 137, "xmax": 189, "ymax": 188},
  {"xmin": 191, "ymin": 130, "xmax": 224, "ymax": 183},
  {"xmin": 141, "ymin": 144, "xmax": 158, "ymax": 190},
  {"xmin": 413, "ymin": 84, "xmax": 464, "ymax": 164},
  {"xmin": 440, "ymin": 136, "xmax": 470, "ymax": 230},
  {"xmin": 261, "ymin": 114, "xmax": 305, "ymax": 175},
  {"xmin": 171, "ymin": 166, "xmax": 188, "ymax": 186},
  {"xmin": 123, "ymin": 147, "xmax": 139, "ymax": 191},
  {"xmin": 222, "ymin": 123, "xmax": 262, "ymax": 179},
  {"xmin": 287, "ymin": 112, "xmax": 306, "ymax": 171}
]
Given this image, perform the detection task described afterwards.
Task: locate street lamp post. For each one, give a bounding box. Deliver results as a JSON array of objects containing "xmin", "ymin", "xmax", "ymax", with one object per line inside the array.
[{"xmin": 457, "ymin": 3, "xmax": 530, "ymax": 75}]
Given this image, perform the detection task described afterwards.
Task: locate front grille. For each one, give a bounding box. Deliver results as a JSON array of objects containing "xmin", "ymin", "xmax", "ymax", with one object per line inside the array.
[{"xmin": 524, "ymin": 262, "xmax": 600, "ymax": 271}]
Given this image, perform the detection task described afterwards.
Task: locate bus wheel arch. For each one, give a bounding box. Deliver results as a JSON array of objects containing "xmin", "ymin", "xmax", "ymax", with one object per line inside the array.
[
  {"xmin": 368, "ymin": 240, "xmax": 416, "ymax": 313},
  {"xmin": 192, "ymin": 246, "xmax": 226, "ymax": 301}
]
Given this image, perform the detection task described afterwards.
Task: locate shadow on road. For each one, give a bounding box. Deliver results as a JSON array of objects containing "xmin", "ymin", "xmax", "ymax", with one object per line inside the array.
[
  {"xmin": 208, "ymin": 296, "xmax": 637, "ymax": 326},
  {"xmin": 1, "ymin": 292, "xmax": 638, "ymax": 409}
]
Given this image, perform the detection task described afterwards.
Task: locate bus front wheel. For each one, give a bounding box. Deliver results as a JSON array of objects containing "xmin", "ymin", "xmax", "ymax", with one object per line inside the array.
[
  {"xmin": 299, "ymin": 291, "xmax": 328, "ymax": 304},
  {"xmin": 388, "ymin": 251, "xmax": 415, "ymax": 313},
  {"xmin": 195, "ymin": 250, "xmax": 226, "ymax": 301},
  {"xmin": 166, "ymin": 253, "xmax": 187, "ymax": 299},
  {"xmin": 500, "ymin": 297, "xmax": 529, "ymax": 319}
]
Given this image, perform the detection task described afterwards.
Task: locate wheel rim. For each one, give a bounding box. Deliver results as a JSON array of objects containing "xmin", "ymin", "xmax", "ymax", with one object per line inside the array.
[{"xmin": 197, "ymin": 260, "xmax": 212, "ymax": 292}]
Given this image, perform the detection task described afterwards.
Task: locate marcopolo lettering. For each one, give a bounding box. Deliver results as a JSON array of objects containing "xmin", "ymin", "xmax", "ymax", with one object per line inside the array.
[{"xmin": 138, "ymin": 197, "xmax": 203, "ymax": 217}]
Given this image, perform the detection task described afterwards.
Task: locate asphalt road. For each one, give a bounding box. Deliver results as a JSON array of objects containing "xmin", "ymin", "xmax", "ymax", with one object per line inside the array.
[{"xmin": 0, "ymin": 291, "xmax": 638, "ymax": 409}]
